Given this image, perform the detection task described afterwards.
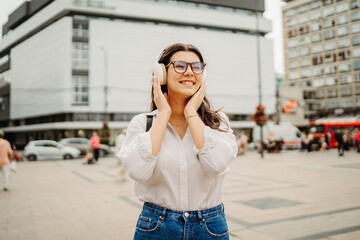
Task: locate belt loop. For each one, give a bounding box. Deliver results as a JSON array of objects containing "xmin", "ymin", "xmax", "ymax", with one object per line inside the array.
[
  {"xmin": 197, "ymin": 210, "xmax": 205, "ymax": 225},
  {"xmin": 159, "ymin": 207, "xmax": 166, "ymax": 222}
]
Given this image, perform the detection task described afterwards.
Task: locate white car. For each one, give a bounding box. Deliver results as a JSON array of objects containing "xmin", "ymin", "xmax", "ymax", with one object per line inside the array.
[{"xmin": 24, "ymin": 140, "xmax": 81, "ymax": 161}]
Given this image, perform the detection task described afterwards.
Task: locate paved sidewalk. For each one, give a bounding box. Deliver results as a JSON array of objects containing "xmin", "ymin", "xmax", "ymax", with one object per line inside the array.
[{"xmin": 1, "ymin": 149, "xmax": 360, "ymax": 240}]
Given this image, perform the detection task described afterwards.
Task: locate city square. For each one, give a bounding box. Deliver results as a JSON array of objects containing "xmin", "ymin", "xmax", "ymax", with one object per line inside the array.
[{"xmin": 1, "ymin": 149, "xmax": 360, "ymax": 240}]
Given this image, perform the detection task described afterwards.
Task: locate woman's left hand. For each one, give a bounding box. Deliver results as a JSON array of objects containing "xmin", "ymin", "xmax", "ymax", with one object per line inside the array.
[{"xmin": 184, "ymin": 84, "xmax": 207, "ymax": 117}]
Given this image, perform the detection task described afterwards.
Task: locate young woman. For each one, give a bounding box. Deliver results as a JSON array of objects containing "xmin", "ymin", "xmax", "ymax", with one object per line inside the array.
[{"xmin": 118, "ymin": 43, "xmax": 238, "ymax": 239}]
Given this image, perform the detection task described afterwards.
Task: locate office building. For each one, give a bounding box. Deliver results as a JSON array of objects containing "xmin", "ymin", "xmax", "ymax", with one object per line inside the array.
[
  {"xmin": 282, "ymin": 0, "xmax": 360, "ymax": 121},
  {"xmin": 0, "ymin": 0, "xmax": 275, "ymax": 147}
]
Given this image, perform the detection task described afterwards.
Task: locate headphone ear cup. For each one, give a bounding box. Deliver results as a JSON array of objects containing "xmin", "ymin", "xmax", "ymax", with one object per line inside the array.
[
  {"xmin": 201, "ymin": 69, "xmax": 207, "ymax": 85},
  {"xmin": 153, "ymin": 63, "xmax": 167, "ymax": 85}
]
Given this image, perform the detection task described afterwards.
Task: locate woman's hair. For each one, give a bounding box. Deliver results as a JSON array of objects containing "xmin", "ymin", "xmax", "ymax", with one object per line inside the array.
[{"xmin": 150, "ymin": 43, "xmax": 227, "ymax": 131}]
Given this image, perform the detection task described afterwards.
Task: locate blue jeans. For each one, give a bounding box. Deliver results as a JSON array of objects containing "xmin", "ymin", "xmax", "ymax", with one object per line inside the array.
[{"xmin": 134, "ymin": 202, "xmax": 229, "ymax": 240}]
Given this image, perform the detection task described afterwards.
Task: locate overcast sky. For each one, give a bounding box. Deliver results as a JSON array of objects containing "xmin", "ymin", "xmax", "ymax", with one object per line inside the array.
[{"xmin": 0, "ymin": 0, "xmax": 286, "ymax": 74}]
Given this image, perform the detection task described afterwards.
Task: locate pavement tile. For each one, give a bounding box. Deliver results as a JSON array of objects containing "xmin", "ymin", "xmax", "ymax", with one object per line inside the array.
[{"xmin": 1, "ymin": 150, "xmax": 360, "ymax": 240}]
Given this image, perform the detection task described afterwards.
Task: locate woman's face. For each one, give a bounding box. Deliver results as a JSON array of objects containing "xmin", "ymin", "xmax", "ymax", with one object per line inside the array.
[{"xmin": 166, "ymin": 51, "xmax": 203, "ymax": 98}]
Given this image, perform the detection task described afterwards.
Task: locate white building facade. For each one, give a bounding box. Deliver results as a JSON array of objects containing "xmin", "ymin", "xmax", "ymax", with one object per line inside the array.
[{"xmin": 0, "ymin": 0, "xmax": 275, "ymax": 147}]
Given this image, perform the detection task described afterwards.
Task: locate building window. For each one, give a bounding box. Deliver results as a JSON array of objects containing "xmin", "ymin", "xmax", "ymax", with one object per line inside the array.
[
  {"xmin": 289, "ymin": 71, "xmax": 299, "ymax": 80},
  {"xmin": 356, "ymin": 85, "xmax": 360, "ymax": 95},
  {"xmin": 313, "ymin": 55, "xmax": 323, "ymax": 65},
  {"xmin": 323, "ymin": 6, "xmax": 335, "ymax": 17},
  {"xmin": 324, "ymin": 41, "xmax": 336, "ymax": 51},
  {"xmin": 72, "ymin": 42, "xmax": 89, "ymax": 70},
  {"xmin": 312, "ymin": 66, "xmax": 324, "ymax": 76},
  {"xmin": 352, "ymin": 23, "xmax": 360, "ymax": 34},
  {"xmin": 73, "ymin": 22, "xmax": 89, "ymax": 38},
  {"xmin": 72, "ymin": 75, "xmax": 89, "ymax": 105},
  {"xmin": 288, "ymin": 50, "xmax": 298, "ymax": 59},
  {"xmin": 289, "ymin": 60, "xmax": 299, "ymax": 69},
  {"xmin": 326, "ymin": 76, "xmax": 337, "ymax": 86},
  {"xmin": 336, "ymin": 2, "xmax": 349, "ymax": 13},
  {"xmin": 313, "ymin": 78, "xmax": 325, "ymax": 87},
  {"xmin": 311, "ymin": 22, "xmax": 322, "ymax": 32},
  {"xmin": 338, "ymin": 38, "xmax": 350, "ymax": 48},
  {"xmin": 338, "ymin": 50, "xmax": 351, "ymax": 61},
  {"xmin": 299, "ymin": 36, "xmax": 310, "ymax": 45},
  {"xmin": 355, "ymin": 72, "xmax": 360, "ymax": 82},
  {"xmin": 337, "ymin": 14, "xmax": 348, "ymax": 25},
  {"xmin": 324, "ymin": 29, "xmax": 335, "ymax": 40},
  {"xmin": 298, "ymin": 13, "xmax": 309, "ymax": 24},
  {"xmin": 310, "ymin": 1, "xmax": 321, "ymax": 9},
  {"xmin": 355, "ymin": 61, "xmax": 360, "ymax": 70},
  {"xmin": 312, "ymin": 44, "xmax": 323, "ymax": 54},
  {"xmin": 316, "ymin": 89, "xmax": 324, "ymax": 98},
  {"xmin": 298, "ymin": 25, "xmax": 309, "ymax": 35},
  {"xmin": 356, "ymin": 97, "xmax": 360, "ymax": 107},
  {"xmin": 301, "ymin": 69, "xmax": 311, "ymax": 78},
  {"xmin": 0, "ymin": 70, "xmax": 10, "ymax": 88},
  {"xmin": 298, "ymin": 4, "xmax": 308, "ymax": 13},
  {"xmin": 324, "ymin": 18, "xmax": 335, "ymax": 28},
  {"xmin": 287, "ymin": 18, "xmax": 297, "ymax": 27},
  {"xmin": 0, "ymin": 96, "xmax": 9, "ymax": 112},
  {"xmin": 288, "ymin": 28, "xmax": 297, "ymax": 38},
  {"xmin": 301, "ymin": 57, "xmax": 311, "ymax": 67},
  {"xmin": 340, "ymin": 75, "xmax": 352, "ymax": 84},
  {"xmin": 341, "ymin": 86, "xmax": 352, "ymax": 96},
  {"xmin": 337, "ymin": 26, "xmax": 349, "ymax": 37},
  {"xmin": 325, "ymin": 53, "xmax": 336, "ymax": 63},
  {"xmin": 351, "ymin": 0, "xmax": 360, "ymax": 9},
  {"xmin": 327, "ymin": 100, "xmax": 339, "ymax": 109},
  {"xmin": 288, "ymin": 39, "xmax": 298, "ymax": 48},
  {"xmin": 323, "ymin": 0, "xmax": 333, "ymax": 6},
  {"xmin": 310, "ymin": 9, "xmax": 322, "ymax": 20},
  {"xmin": 353, "ymin": 35, "xmax": 360, "ymax": 46},
  {"xmin": 327, "ymin": 88, "xmax": 338, "ymax": 98},
  {"xmin": 300, "ymin": 47, "xmax": 310, "ymax": 56},
  {"xmin": 339, "ymin": 63, "xmax": 351, "ymax": 72},
  {"xmin": 312, "ymin": 33, "xmax": 322, "ymax": 43},
  {"xmin": 325, "ymin": 64, "xmax": 337, "ymax": 74},
  {"xmin": 341, "ymin": 99, "xmax": 353, "ymax": 108},
  {"xmin": 354, "ymin": 47, "xmax": 360, "ymax": 58},
  {"xmin": 352, "ymin": 10, "xmax": 360, "ymax": 21},
  {"xmin": 286, "ymin": 8, "xmax": 296, "ymax": 17}
]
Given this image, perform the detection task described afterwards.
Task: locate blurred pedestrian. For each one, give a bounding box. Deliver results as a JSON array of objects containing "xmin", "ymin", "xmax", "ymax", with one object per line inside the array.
[
  {"xmin": 324, "ymin": 131, "xmax": 331, "ymax": 150},
  {"xmin": 305, "ymin": 131, "xmax": 313, "ymax": 152},
  {"xmin": 0, "ymin": 130, "xmax": 13, "ymax": 191},
  {"xmin": 115, "ymin": 129, "xmax": 127, "ymax": 180},
  {"xmin": 300, "ymin": 131, "xmax": 306, "ymax": 152},
  {"xmin": 90, "ymin": 131, "xmax": 100, "ymax": 162},
  {"xmin": 118, "ymin": 43, "xmax": 237, "ymax": 239},
  {"xmin": 335, "ymin": 128, "xmax": 345, "ymax": 156},
  {"xmin": 354, "ymin": 128, "xmax": 360, "ymax": 153},
  {"xmin": 237, "ymin": 132, "xmax": 248, "ymax": 155}
]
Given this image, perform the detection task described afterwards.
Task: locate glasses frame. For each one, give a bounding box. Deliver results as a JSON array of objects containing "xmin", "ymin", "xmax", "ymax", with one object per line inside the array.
[{"xmin": 166, "ymin": 61, "xmax": 206, "ymax": 75}]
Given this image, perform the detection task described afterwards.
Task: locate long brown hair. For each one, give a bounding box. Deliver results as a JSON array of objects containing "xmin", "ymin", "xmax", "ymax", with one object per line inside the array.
[{"xmin": 150, "ymin": 43, "xmax": 227, "ymax": 131}]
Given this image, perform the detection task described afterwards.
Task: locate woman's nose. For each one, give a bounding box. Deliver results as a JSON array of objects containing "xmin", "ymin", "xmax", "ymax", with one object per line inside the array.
[{"xmin": 184, "ymin": 63, "xmax": 194, "ymax": 75}]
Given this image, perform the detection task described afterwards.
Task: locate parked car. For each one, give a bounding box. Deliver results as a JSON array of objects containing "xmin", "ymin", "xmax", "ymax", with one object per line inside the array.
[
  {"xmin": 58, "ymin": 138, "xmax": 111, "ymax": 157},
  {"xmin": 24, "ymin": 140, "xmax": 81, "ymax": 161}
]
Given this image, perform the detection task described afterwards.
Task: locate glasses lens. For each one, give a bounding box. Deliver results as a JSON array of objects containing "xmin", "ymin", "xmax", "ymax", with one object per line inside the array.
[
  {"xmin": 173, "ymin": 61, "xmax": 187, "ymax": 73},
  {"xmin": 191, "ymin": 62, "xmax": 204, "ymax": 74}
]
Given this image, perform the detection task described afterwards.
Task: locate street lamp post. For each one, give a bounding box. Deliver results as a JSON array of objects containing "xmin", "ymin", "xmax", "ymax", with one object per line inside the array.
[
  {"xmin": 100, "ymin": 47, "xmax": 108, "ymax": 124},
  {"xmin": 255, "ymin": 3, "xmax": 264, "ymax": 158}
]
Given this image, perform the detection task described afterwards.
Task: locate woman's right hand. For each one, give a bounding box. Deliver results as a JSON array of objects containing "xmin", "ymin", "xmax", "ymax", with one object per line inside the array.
[{"xmin": 152, "ymin": 76, "xmax": 171, "ymax": 117}]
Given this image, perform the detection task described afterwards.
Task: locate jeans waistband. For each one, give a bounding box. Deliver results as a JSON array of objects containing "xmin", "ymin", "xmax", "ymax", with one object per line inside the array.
[{"xmin": 143, "ymin": 202, "xmax": 224, "ymax": 220}]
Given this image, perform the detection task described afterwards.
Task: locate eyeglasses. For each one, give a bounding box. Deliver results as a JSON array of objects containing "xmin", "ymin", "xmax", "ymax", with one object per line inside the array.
[{"xmin": 166, "ymin": 61, "xmax": 206, "ymax": 75}]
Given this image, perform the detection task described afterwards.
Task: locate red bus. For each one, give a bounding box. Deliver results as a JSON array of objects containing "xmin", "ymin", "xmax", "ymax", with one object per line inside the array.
[{"xmin": 309, "ymin": 116, "xmax": 360, "ymax": 148}]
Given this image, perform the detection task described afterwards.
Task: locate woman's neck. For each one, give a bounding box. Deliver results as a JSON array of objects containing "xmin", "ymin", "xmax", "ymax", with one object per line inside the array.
[{"xmin": 168, "ymin": 95, "xmax": 187, "ymax": 122}]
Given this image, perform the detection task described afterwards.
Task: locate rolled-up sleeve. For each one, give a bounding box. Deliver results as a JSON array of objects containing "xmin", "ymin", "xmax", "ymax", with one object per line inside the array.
[
  {"xmin": 117, "ymin": 114, "xmax": 158, "ymax": 182},
  {"xmin": 194, "ymin": 112, "xmax": 238, "ymax": 177}
]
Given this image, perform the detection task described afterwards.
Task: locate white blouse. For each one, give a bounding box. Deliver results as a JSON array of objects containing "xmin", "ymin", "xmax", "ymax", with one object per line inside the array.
[{"xmin": 118, "ymin": 110, "xmax": 238, "ymax": 211}]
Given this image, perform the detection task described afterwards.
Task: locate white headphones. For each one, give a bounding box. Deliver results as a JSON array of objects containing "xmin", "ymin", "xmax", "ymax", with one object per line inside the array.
[{"xmin": 153, "ymin": 48, "xmax": 207, "ymax": 85}]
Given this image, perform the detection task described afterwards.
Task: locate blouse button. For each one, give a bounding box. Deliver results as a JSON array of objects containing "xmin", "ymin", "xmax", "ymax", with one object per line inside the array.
[{"xmin": 184, "ymin": 212, "xmax": 189, "ymax": 217}]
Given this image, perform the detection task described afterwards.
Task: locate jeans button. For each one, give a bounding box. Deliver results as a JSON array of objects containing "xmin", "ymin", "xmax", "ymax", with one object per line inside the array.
[{"xmin": 184, "ymin": 212, "xmax": 189, "ymax": 217}]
